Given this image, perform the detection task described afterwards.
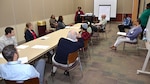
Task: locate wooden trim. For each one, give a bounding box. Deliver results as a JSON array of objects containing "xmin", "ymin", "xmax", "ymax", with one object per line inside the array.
[{"xmin": 110, "ymin": 14, "xmax": 132, "ymax": 22}]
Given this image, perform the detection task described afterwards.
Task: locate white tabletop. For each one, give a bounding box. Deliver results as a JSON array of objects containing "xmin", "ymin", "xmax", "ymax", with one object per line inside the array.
[{"xmin": 0, "ymin": 23, "xmax": 82, "ymax": 64}]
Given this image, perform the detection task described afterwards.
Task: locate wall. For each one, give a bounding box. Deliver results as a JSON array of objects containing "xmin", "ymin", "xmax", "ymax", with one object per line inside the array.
[
  {"xmin": 0, "ymin": 0, "xmax": 76, "ymax": 43},
  {"xmin": 139, "ymin": 0, "xmax": 150, "ymax": 17}
]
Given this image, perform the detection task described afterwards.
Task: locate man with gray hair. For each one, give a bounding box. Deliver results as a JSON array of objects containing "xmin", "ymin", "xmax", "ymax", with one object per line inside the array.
[{"xmin": 51, "ymin": 30, "xmax": 84, "ymax": 76}]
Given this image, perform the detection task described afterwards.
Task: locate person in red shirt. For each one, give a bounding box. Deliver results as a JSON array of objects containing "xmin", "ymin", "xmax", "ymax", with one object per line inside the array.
[
  {"xmin": 74, "ymin": 6, "xmax": 84, "ymax": 23},
  {"xmin": 24, "ymin": 22, "xmax": 37, "ymax": 42},
  {"xmin": 80, "ymin": 23, "xmax": 91, "ymax": 40}
]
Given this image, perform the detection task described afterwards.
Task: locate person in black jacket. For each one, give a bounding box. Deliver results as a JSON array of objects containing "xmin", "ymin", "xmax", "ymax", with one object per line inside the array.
[
  {"xmin": 51, "ymin": 30, "xmax": 84, "ymax": 76},
  {"xmin": 24, "ymin": 22, "xmax": 37, "ymax": 42}
]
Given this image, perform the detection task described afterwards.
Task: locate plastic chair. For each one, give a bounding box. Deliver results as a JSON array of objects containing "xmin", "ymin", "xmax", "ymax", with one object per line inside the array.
[
  {"xmin": 123, "ymin": 35, "xmax": 139, "ymax": 53},
  {"xmin": 99, "ymin": 24, "xmax": 107, "ymax": 39},
  {"xmin": 80, "ymin": 39, "xmax": 90, "ymax": 58},
  {"xmin": 4, "ymin": 77, "xmax": 39, "ymax": 84},
  {"xmin": 52, "ymin": 50, "xmax": 83, "ymax": 81}
]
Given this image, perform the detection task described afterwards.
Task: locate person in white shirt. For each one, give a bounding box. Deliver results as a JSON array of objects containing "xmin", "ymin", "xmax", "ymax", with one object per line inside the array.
[
  {"xmin": 0, "ymin": 27, "xmax": 17, "ymax": 52},
  {"xmin": 93, "ymin": 14, "xmax": 107, "ymax": 32}
]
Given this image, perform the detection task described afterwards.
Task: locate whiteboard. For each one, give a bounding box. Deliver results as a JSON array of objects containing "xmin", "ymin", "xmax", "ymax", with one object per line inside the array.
[
  {"xmin": 146, "ymin": 16, "xmax": 150, "ymax": 42},
  {"xmin": 98, "ymin": 5, "xmax": 111, "ymax": 21},
  {"xmin": 94, "ymin": 0, "xmax": 117, "ymax": 18}
]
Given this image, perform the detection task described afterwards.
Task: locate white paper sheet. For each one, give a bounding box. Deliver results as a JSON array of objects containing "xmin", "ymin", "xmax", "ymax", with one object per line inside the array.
[
  {"xmin": 31, "ymin": 45, "xmax": 49, "ymax": 49},
  {"xmin": 17, "ymin": 45, "xmax": 29, "ymax": 49},
  {"xmin": 18, "ymin": 57, "xmax": 28, "ymax": 64},
  {"xmin": 65, "ymin": 26, "xmax": 71, "ymax": 28},
  {"xmin": 117, "ymin": 32, "xmax": 126, "ymax": 36},
  {"xmin": 39, "ymin": 36, "xmax": 49, "ymax": 40},
  {"xmin": 0, "ymin": 53, "xmax": 3, "ymax": 58}
]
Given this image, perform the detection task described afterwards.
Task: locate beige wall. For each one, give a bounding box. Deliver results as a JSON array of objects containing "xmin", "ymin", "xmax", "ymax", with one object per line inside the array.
[
  {"xmin": 139, "ymin": 0, "xmax": 150, "ymax": 17},
  {"xmin": 117, "ymin": 0, "xmax": 133, "ymax": 14},
  {"xmin": 0, "ymin": 0, "xmax": 75, "ymax": 27}
]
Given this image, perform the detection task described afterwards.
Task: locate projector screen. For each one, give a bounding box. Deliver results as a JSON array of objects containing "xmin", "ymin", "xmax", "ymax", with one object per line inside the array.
[
  {"xmin": 94, "ymin": 0, "xmax": 117, "ymax": 18},
  {"xmin": 98, "ymin": 5, "xmax": 111, "ymax": 21}
]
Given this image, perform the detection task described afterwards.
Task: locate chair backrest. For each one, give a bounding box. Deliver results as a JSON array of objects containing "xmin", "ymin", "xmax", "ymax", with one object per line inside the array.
[
  {"xmin": 68, "ymin": 50, "xmax": 78, "ymax": 64},
  {"xmin": 4, "ymin": 77, "xmax": 39, "ymax": 84},
  {"xmin": 84, "ymin": 39, "xmax": 89, "ymax": 49}
]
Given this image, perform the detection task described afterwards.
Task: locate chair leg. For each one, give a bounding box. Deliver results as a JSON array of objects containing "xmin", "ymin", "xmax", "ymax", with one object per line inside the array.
[{"xmin": 79, "ymin": 58, "xmax": 83, "ymax": 77}]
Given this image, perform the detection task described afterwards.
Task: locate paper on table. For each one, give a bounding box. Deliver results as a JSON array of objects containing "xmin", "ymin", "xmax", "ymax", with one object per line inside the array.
[
  {"xmin": 65, "ymin": 26, "xmax": 71, "ymax": 28},
  {"xmin": 18, "ymin": 57, "xmax": 28, "ymax": 64},
  {"xmin": 17, "ymin": 45, "xmax": 29, "ymax": 49},
  {"xmin": 117, "ymin": 32, "xmax": 126, "ymax": 36},
  {"xmin": 0, "ymin": 53, "xmax": 3, "ymax": 58},
  {"xmin": 31, "ymin": 45, "xmax": 49, "ymax": 49},
  {"xmin": 39, "ymin": 36, "xmax": 49, "ymax": 40}
]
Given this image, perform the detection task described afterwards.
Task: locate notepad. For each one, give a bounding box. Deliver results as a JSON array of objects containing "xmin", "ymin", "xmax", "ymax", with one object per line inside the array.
[
  {"xmin": 18, "ymin": 57, "xmax": 28, "ymax": 64},
  {"xmin": 17, "ymin": 45, "xmax": 29, "ymax": 49},
  {"xmin": 31, "ymin": 45, "xmax": 49, "ymax": 49},
  {"xmin": 39, "ymin": 36, "xmax": 49, "ymax": 40},
  {"xmin": 117, "ymin": 32, "xmax": 126, "ymax": 36},
  {"xmin": 0, "ymin": 53, "xmax": 3, "ymax": 58}
]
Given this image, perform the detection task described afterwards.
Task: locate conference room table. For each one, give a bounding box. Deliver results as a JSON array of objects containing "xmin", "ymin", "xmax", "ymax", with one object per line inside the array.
[{"xmin": 0, "ymin": 23, "xmax": 82, "ymax": 64}]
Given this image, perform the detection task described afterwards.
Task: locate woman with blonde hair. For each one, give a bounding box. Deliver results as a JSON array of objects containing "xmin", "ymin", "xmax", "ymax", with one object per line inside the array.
[{"xmin": 24, "ymin": 22, "xmax": 37, "ymax": 42}]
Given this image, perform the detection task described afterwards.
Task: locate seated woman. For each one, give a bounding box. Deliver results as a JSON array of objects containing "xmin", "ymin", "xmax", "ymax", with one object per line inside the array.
[
  {"xmin": 24, "ymin": 22, "xmax": 37, "ymax": 42},
  {"xmin": 49, "ymin": 14, "xmax": 57, "ymax": 28},
  {"xmin": 56, "ymin": 16, "xmax": 66, "ymax": 30},
  {"xmin": 110, "ymin": 19, "xmax": 142, "ymax": 50},
  {"xmin": 80, "ymin": 23, "xmax": 91, "ymax": 40}
]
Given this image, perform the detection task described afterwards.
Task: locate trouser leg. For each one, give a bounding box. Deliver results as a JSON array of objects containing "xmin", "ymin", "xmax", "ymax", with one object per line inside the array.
[
  {"xmin": 140, "ymin": 25, "xmax": 146, "ymax": 40},
  {"xmin": 118, "ymin": 25, "xmax": 125, "ymax": 32},
  {"xmin": 52, "ymin": 66, "xmax": 57, "ymax": 73},
  {"xmin": 35, "ymin": 59, "xmax": 46, "ymax": 84}
]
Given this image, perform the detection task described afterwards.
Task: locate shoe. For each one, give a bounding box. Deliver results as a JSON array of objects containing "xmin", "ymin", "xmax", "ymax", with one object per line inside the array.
[
  {"xmin": 51, "ymin": 72, "xmax": 56, "ymax": 77},
  {"xmin": 110, "ymin": 46, "xmax": 117, "ymax": 50},
  {"xmin": 64, "ymin": 70, "xmax": 70, "ymax": 76}
]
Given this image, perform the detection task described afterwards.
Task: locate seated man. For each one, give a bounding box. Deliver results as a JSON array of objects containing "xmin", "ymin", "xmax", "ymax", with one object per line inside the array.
[
  {"xmin": 0, "ymin": 27, "xmax": 17, "ymax": 52},
  {"xmin": 51, "ymin": 30, "xmax": 84, "ymax": 76},
  {"xmin": 118, "ymin": 14, "xmax": 132, "ymax": 32},
  {"xmin": 0, "ymin": 45, "xmax": 45, "ymax": 84},
  {"xmin": 93, "ymin": 14, "xmax": 107, "ymax": 32},
  {"xmin": 80, "ymin": 23, "xmax": 91, "ymax": 40},
  {"xmin": 110, "ymin": 19, "xmax": 142, "ymax": 50}
]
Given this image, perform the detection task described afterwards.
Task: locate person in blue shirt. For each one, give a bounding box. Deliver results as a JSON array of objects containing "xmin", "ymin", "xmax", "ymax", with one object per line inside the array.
[
  {"xmin": 118, "ymin": 14, "xmax": 132, "ymax": 32},
  {"xmin": 0, "ymin": 44, "xmax": 45, "ymax": 84},
  {"xmin": 110, "ymin": 19, "xmax": 142, "ymax": 50},
  {"xmin": 51, "ymin": 30, "xmax": 84, "ymax": 76}
]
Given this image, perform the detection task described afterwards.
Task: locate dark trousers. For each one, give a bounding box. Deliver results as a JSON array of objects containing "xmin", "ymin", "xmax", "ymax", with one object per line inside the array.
[
  {"xmin": 140, "ymin": 25, "xmax": 146, "ymax": 40},
  {"xmin": 118, "ymin": 25, "xmax": 130, "ymax": 32}
]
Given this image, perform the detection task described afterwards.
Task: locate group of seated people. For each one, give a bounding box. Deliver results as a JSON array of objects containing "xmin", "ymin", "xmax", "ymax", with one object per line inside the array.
[
  {"xmin": 49, "ymin": 15, "xmax": 72, "ymax": 31},
  {"xmin": 0, "ymin": 20, "xmax": 93, "ymax": 84},
  {"xmin": 0, "ymin": 12, "xmax": 143, "ymax": 84},
  {"xmin": 110, "ymin": 14, "xmax": 142, "ymax": 50}
]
